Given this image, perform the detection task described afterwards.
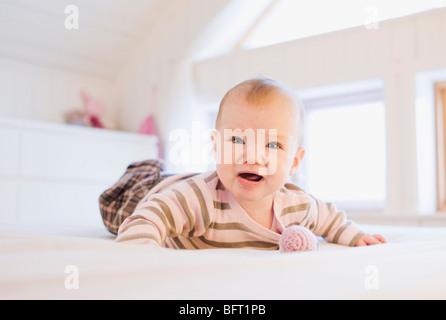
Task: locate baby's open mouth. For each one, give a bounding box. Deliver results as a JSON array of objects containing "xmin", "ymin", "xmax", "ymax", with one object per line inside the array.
[{"xmin": 238, "ymin": 172, "xmax": 264, "ymax": 182}]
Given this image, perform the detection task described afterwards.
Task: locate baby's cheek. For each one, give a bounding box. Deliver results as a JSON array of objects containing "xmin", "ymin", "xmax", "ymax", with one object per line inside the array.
[
  {"xmin": 232, "ymin": 144, "xmax": 244, "ymax": 165},
  {"xmin": 257, "ymin": 149, "xmax": 277, "ymax": 176},
  {"xmin": 216, "ymin": 141, "xmax": 241, "ymax": 165}
]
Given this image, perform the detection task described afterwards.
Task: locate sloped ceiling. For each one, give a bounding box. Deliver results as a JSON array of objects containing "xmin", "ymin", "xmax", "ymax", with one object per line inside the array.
[{"xmin": 0, "ymin": 0, "xmax": 173, "ymax": 79}]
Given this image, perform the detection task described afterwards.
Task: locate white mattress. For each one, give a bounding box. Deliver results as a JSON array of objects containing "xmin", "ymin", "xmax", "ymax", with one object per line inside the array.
[{"xmin": 1, "ymin": 222, "xmax": 446, "ymax": 300}]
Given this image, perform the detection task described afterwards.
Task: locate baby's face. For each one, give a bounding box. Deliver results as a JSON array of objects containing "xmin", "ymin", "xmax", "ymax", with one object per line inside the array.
[{"xmin": 212, "ymin": 93, "xmax": 305, "ymax": 206}]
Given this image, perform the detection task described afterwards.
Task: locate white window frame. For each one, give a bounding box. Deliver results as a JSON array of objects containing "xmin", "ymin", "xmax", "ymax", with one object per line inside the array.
[{"xmin": 415, "ymin": 69, "xmax": 446, "ymax": 215}]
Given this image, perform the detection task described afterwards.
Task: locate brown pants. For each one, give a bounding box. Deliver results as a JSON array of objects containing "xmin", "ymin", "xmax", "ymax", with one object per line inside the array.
[{"xmin": 98, "ymin": 159, "xmax": 171, "ymax": 235}]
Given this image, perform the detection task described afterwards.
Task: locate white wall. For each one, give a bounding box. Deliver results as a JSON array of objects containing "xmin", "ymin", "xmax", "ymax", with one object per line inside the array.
[
  {"xmin": 0, "ymin": 0, "xmax": 179, "ymax": 130},
  {"xmin": 193, "ymin": 8, "xmax": 446, "ymax": 223},
  {"xmin": 0, "ymin": 57, "xmax": 117, "ymax": 128}
]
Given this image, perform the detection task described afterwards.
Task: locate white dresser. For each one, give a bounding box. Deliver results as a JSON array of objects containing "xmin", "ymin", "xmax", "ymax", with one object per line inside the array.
[{"xmin": 0, "ymin": 117, "xmax": 159, "ymax": 227}]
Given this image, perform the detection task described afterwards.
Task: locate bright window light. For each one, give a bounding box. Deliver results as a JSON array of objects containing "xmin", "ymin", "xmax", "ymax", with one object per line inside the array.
[
  {"xmin": 303, "ymin": 100, "xmax": 387, "ymax": 211},
  {"xmin": 243, "ymin": 0, "xmax": 446, "ymax": 49}
]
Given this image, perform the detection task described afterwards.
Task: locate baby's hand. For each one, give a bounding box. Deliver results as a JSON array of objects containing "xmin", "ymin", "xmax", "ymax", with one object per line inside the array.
[{"xmin": 355, "ymin": 233, "xmax": 387, "ymax": 246}]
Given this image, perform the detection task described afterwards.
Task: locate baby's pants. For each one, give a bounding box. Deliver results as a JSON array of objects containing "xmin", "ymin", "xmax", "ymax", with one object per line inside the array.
[{"xmin": 98, "ymin": 159, "xmax": 170, "ymax": 235}]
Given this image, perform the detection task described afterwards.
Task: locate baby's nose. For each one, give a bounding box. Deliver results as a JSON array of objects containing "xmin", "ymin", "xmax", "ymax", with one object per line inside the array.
[
  {"xmin": 256, "ymin": 148, "xmax": 269, "ymax": 166},
  {"xmin": 244, "ymin": 142, "xmax": 268, "ymax": 166}
]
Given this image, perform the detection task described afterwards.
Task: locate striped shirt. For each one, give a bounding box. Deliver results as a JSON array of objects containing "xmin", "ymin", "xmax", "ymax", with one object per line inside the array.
[{"xmin": 116, "ymin": 171, "xmax": 364, "ymax": 249}]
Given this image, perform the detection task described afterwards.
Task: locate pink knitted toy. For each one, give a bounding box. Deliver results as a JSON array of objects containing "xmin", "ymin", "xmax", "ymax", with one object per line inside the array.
[{"xmin": 279, "ymin": 226, "xmax": 319, "ymax": 253}]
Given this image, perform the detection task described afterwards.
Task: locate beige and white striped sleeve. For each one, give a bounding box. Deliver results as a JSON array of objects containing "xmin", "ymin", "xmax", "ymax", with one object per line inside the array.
[
  {"xmin": 308, "ymin": 196, "xmax": 364, "ymax": 247},
  {"xmin": 115, "ymin": 177, "xmax": 214, "ymax": 245}
]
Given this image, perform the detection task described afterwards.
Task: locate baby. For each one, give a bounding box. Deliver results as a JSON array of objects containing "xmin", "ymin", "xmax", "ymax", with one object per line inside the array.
[{"xmin": 105, "ymin": 77, "xmax": 386, "ymax": 249}]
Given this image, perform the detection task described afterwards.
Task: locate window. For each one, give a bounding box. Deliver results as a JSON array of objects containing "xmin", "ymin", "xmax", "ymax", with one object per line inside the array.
[
  {"xmin": 435, "ymin": 82, "xmax": 446, "ymax": 211},
  {"xmin": 298, "ymin": 90, "xmax": 387, "ymax": 212},
  {"xmin": 241, "ymin": 0, "xmax": 446, "ymax": 50}
]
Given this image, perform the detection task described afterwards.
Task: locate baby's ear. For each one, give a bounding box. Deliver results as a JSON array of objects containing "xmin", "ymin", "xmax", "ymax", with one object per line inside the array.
[
  {"xmin": 210, "ymin": 130, "xmax": 219, "ymax": 152},
  {"xmin": 289, "ymin": 147, "xmax": 305, "ymax": 176},
  {"xmin": 211, "ymin": 130, "xmax": 222, "ymax": 161}
]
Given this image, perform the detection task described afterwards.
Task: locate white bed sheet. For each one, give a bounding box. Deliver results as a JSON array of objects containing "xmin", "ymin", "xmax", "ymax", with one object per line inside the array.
[{"xmin": 1, "ymin": 222, "xmax": 445, "ymax": 300}]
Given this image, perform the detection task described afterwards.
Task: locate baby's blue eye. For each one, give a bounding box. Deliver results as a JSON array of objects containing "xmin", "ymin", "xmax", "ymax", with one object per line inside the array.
[
  {"xmin": 231, "ymin": 136, "xmax": 244, "ymax": 144},
  {"xmin": 267, "ymin": 141, "xmax": 280, "ymax": 149}
]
